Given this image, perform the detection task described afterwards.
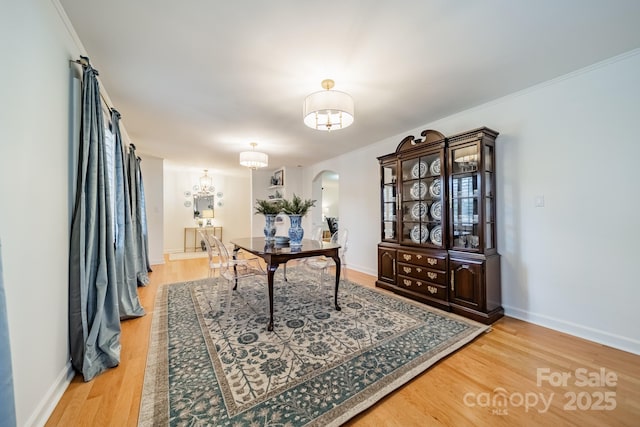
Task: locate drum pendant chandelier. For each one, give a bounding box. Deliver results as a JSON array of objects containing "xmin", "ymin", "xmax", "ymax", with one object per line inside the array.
[
  {"xmin": 303, "ymin": 79, "xmax": 354, "ymax": 131},
  {"xmin": 239, "ymin": 142, "xmax": 268, "ymax": 169}
]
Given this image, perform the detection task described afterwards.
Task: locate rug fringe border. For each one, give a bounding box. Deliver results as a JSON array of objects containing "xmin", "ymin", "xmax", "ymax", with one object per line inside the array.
[{"xmin": 138, "ymin": 283, "xmax": 171, "ymax": 427}]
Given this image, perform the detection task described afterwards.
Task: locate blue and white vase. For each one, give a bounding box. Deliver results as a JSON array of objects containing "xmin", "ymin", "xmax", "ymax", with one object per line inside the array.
[
  {"xmin": 263, "ymin": 214, "xmax": 277, "ymax": 241},
  {"xmin": 287, "ymin": 214, "xmax": 304, "ymax": 246}
]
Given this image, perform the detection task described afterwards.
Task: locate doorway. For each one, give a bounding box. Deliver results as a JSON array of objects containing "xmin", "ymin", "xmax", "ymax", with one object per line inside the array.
[{"xmin": 311, "ymin": 170, "xmax": 339, "ymax": 240}]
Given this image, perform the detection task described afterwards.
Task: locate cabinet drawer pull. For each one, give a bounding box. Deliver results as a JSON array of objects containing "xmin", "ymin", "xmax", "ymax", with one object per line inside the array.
[
  {"xmin": 403, "ymin": 279, "xmax": 411, "ymax": 287},
  {"xmin": 403, "ymin": 266, "xmax": 412, "ymax": 274},
  {"xmin": 427, "ymin": 285, "xmax": 437, "ymax": 294},
  {"xmin": 427, "ymin": 257, "xmax": 437, "ymax": 266},
  {"xmin": 416, "ymin": 281, "xmax": 423, "ymax": 287},
  {"xmin": 416, "ymin": 267, "xmax": 422, "ymax": 273},
  {"xmin": 416, "ymin": 254, "xmax": 423, "ymax": 260},
  {"xmin": 450, "ymin": 270, "xmax": 454, "ymax": 291},
  {"xmin": 403, "ymin": 254, "xmax": 412, "ymax": 261},
  {"xmin": 427, "ymin": 272, "xmax": 437, "ymax": 280}
]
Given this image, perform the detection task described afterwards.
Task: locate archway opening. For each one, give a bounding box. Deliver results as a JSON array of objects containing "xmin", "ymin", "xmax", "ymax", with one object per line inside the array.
[{"xmin": 311, "ymin": 170, "xmax": 339, "ymax": 240}]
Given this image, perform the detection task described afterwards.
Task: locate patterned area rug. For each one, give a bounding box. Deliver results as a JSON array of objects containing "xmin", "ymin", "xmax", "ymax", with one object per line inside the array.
[{"xmin": 139, "ymin": 268, "xmax": 489, "ymax": 426}]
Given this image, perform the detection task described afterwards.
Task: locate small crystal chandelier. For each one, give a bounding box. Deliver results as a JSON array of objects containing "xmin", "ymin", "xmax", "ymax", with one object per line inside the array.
[
  {"xmin": 199, "ymin": 169, "xmax": 214, "ymax": 193},
  {"xmin": 303, "ymin": 79, "xmax": 354, "ymax": 131},
  {"xmin": 239, "ymin": 142, "xmax": 268, "ymax": 169}
]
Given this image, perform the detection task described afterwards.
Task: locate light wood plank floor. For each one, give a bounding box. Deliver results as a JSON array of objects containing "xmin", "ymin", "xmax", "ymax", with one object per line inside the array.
[{"xmin": 46, "ymin": 257, "xmax": 640, "ymax": 426}]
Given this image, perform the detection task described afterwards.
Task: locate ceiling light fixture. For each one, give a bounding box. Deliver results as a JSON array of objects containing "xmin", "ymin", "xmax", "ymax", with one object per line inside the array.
[
  {"xmin": 239, "ymin": 142, "xmax": 268, "ymax": 169},
  {"xmin": 303, "ymin": 79, "xmax": 354, "ymax": 131},
  {"xmin": 199, "ymin": 169, "xmax": 214, "ymax": 193}
]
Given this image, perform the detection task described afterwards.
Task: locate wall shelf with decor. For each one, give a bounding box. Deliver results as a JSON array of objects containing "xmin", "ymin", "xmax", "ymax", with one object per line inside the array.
[
  {"xmin": 250, "ymin": 167, "xmax": 303, "ymax": 238},
  {"xmin": 267, "ymin": 168, "xmax": 285, "ymax": 201},
  {"xmin": 376, "ymin": 127, "xmax": 503, "ymax": 324}
]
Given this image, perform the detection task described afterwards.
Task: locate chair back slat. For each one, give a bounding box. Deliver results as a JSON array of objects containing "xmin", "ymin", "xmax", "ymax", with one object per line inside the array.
[
  {"xmin": 210, "ymin": 235, "xmax": 266, "ymax": 280},
  {"xmin": 330, "ymin": 229, "xmax": 348, "ymax": 257},
  {"xmin": 210, "ymin": 235, "xmax": 231, "ymax": 276},
  {"xmin": 311, "ymin": 226, "xmax": 323, "ymax": 242}
]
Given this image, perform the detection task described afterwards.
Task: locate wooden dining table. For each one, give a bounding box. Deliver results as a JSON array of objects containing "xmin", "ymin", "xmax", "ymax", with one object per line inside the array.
[{"xmin": 230, "ymin": 237, "xmax": 342, "ymax": 331}]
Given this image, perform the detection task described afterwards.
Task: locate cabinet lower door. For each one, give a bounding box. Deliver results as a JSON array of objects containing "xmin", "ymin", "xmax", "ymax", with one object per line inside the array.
[
  {"xmin": 378, "ymin": 247, "xmax": 396, "ymax": 285},
  {"xmin": 449, "ymin": 258, "xmax": 484, "ymax": 311}
]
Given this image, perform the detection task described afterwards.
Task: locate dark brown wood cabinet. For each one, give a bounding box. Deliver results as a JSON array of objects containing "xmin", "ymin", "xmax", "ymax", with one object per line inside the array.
[{"xmin": 376, "ymin": 127, "xmax": 503, "ymax": 324}]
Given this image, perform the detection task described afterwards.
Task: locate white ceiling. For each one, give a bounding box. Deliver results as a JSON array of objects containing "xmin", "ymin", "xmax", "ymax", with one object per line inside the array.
[{"xmin": 59, "ymin": 0, "xmax": 640, "ymax": 173}]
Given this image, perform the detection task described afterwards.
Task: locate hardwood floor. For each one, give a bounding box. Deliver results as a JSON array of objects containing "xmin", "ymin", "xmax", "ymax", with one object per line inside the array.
[{"xmin": 46, "ymin": 257, "xmax": 640, "ymax": 426}]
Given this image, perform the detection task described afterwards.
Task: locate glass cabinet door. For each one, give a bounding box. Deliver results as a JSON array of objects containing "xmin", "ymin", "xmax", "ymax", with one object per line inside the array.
[
  {"xmin": 484, "ymin": 144, "xmax": 496, "ymax": 250},
  {"xmin": 381, "ymin": 163, "xmax": 397, "ymax": 241},
  {"xmin": 400, "ymin": 152, "xmax": 444, "ymax": 247},
  {"xmin": 450, "ymin": 144, "xmax": 481, "ymax": 251}
]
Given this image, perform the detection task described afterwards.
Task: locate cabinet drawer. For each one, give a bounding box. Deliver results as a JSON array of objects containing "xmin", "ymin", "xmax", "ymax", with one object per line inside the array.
[
  {"xmin": 398, "ymin": 275, "xmax": 447, "ymax": 300},
  {"xmin": 397, "ymin": 250, "xmax": 446, "ymax": 270},
  {"xmin": 397, "ymin": 263, "xmax": 446, "ymax": 285}
]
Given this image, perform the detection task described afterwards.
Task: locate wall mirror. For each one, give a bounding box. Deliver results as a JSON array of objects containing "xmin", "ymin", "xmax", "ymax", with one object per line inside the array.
[{"xmin": 193, "ymin": 194, "xmax": 214, "ymax": 219}]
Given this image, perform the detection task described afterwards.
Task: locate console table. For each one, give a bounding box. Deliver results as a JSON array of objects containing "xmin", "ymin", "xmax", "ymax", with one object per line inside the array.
[{"xmin": 184, "ymin": 226, "xmax": 222, "ymax": 252}]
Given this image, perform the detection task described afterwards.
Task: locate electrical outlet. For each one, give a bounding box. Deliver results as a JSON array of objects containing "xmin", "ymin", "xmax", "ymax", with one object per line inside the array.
[{"xmin": 535, "ymin": 195, "xmax": 545, "ymax": 207}]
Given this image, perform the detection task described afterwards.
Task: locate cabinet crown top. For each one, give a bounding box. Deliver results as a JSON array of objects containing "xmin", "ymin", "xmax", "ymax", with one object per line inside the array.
[{"xmin": 393, "ymin": 127, "xmax": 498, "ymax": 154}]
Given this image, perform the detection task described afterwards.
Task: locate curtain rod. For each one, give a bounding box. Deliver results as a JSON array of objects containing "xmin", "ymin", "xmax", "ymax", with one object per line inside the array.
[
  {"xmin": 70, "ymin": 58, "xmax": 89, "ymax": 67},
  {"xmin": 70, "ymin": 57, "xmax": 137, "ymax": 149},
  {"xmin": 69, "ymin": 58, "xmax": 113, "ymax": 115}
]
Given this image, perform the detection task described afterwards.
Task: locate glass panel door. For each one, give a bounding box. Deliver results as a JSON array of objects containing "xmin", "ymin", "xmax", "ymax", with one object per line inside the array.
[
  {"xmin": 400, "ymin": 152, "xmax": 444, "ymax": 247},
  {"xmin": 451, "ymin": 175, "xmax": 480, "ymax": 249},
  {"xmin": 381, "ymin": 164, "xmax": 397, "ymax": 240},
  {"xmin": 450, "ymin": 143, "xmax": 481, "ymax": 251},
  {"xmin": 451, "ymin": 145, "xmax": 479, "ymax": 174},
  {"xmin": 484, "ymin": 144, "xmax": 495, "ymax": 249}
]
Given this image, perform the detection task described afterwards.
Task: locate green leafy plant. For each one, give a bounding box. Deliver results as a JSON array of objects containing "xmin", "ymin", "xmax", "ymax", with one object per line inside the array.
[
  {"xmin": 280, "ymin": 194, "xmax": 316, "ymax": 216},
  {"xmin": 254, "ymin": 199, "xmax": 282, "ymax": 215}
]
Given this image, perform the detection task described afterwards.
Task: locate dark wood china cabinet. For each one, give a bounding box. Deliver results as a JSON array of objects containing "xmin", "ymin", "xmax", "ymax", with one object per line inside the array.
[{"xmin": 376, "ymin": 127, "xmax": 503, "ymax": 324}]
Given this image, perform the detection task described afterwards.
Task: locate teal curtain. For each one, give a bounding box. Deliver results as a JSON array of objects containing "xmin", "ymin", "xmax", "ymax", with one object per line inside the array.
[
  {"xmin": 127, "ymin": 145, "xmax": 151, "ymax": 285},
  {"xmin": 0, "ymin": 239, "xmax": 17, "ymax": 426},
  {"xmin": 138, "ymin": 158, "xmax": 152, "ymax": 273},
  {"xmin": 68, "ymin": 58, "xmax": 121, "ymax": 381},
  {"xmin": 111, "ymin": 110, "xmax": 144, "ymax": 319}
]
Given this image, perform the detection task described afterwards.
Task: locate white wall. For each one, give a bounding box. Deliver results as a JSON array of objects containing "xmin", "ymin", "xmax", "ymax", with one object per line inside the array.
[
  {"xmin": 250, "ymin": 168, "xmax": 272, "ymax": 237},
  {"xmin": 304, "ymin": 154, "xmax": 380, "ymax": 274},
  {"xmin": 305, "ymin": 50, "xmax": 640, "ymax": 355},
  {"xmin": 0, "ymin": 1, "xmax": 83, "ymax": 425},
  {"xmin": 163, "ymin": 162, "xmax": 252, "ymax": 250}
]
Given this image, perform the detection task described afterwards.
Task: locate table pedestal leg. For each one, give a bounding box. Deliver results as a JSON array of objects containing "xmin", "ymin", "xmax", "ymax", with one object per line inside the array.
[
  {"xmin": 331, "ymin": 254, "xmax": 342, "ymax": 311},
  {"xmin": 232, "ymin": 246, "xmax": 240, "ymax": 290},
  {"xmin": 266, "ymin": 264, "xmax": 278, "ymax": 331}
]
